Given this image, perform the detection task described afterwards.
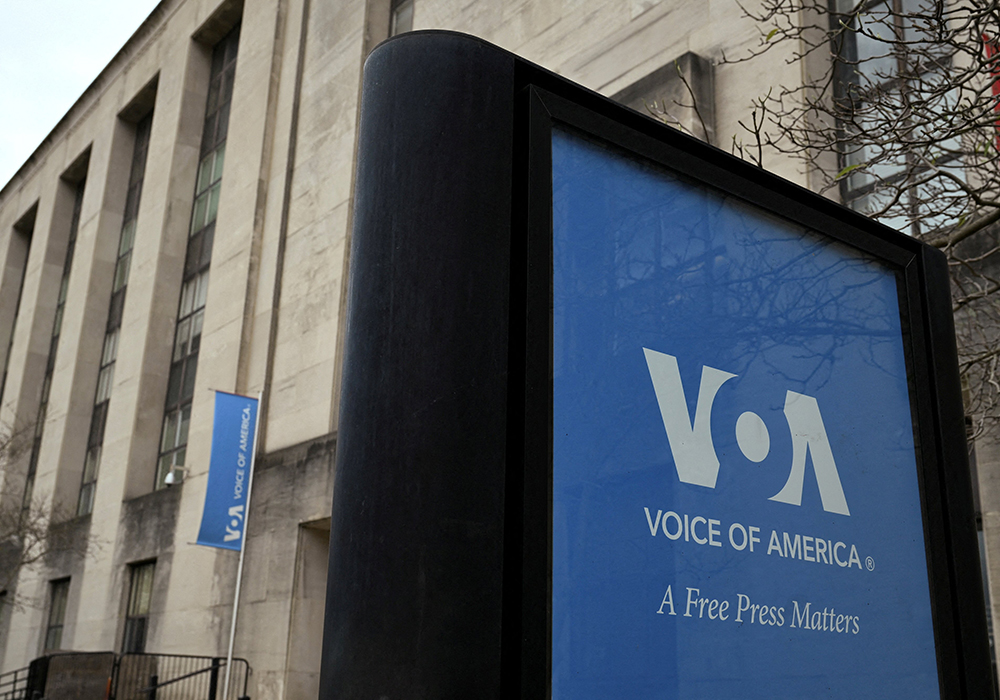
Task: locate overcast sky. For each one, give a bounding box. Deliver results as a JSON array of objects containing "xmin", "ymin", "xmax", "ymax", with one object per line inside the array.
[{"xmin": 0, "ymin": 0, "xmax": 163, "ymax": 187}]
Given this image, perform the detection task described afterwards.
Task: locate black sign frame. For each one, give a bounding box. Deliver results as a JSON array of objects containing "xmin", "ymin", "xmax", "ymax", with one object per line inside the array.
[
  {"xmin": 513, "ymin": 80, "xmax": 991, "ymax": 699},
  {"xmin": 322, "ymin": 30, "xmax": 993, "ymax": 699}
]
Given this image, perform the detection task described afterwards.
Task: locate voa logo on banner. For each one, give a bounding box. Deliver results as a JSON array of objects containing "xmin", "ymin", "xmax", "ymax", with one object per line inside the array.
[{"xmin": 642, "ymin": 347, "xmax": 850, "ymax": 517}]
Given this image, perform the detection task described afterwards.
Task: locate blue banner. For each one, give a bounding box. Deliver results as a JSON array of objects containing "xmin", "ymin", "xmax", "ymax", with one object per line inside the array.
[
  {"xmin": 196, "ymin": 391, "xmax": 259, "ymax": 550},
  {"xmin": 551, "ymin": 128, "xmax": 939, "ymax": 698}
]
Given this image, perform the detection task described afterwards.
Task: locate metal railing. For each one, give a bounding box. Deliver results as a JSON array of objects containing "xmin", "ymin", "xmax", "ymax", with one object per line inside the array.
[
  {"xmin": 112, "ymin": 654, "xmax": 250, "ymax": 700},
  {"xmin": 0, "ymin": 666, "xmax": 28, "ymax": 700}
]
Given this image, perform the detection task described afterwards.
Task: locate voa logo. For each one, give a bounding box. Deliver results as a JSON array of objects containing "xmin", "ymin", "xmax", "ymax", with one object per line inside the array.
[{"xmin": 643, "ymin": 348, "xmax": 850, "ymax": 516}]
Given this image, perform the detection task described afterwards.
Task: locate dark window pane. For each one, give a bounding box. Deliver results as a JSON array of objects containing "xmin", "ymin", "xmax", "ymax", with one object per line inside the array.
[
  {"xmin": 122, "ymin": 617, "xmax": 146, "ymax": 654},
  {"xmin": 39, "ymin": 375, "xmax": 52, "ymax": 407},
  {"xmin": 201, "ymin": 113, "xmax": 219, "ymax": 156},
  {"xmin": 89, "ymin": 401, "xmax": 108, "ymax": 448},
  {"xmin": 181, "ymin": 353, "xmax": 198, "ymax": 402},
  {"xmin": 224, "ymin": 27, "xmax": 240, "ymax": 63},
  {"xmin": 107, "ymin": 288, "xmax": 126, "ymax": 330},
  {"xmin": 130, "ymin": 153, "xmax": 146, "ymax": 186},
  {"xmin": 211, "ymin": 42, "xmax": 226, "ymax": 76},
  {"xmin": 48, "ymin": 336, "xmax": 60, "ymax": 367},
  {"xmin": 185, "ymin": 231, "xmax": 204, "ymax": 277},
  {"xmin": 206, "ymin": 76, "xmax": 221, "ymax": 117},
  {"xmin": 124, "ymin": 183, "xmax": 141, "ymax": 222},
  {"xmin": 216, "ymin": 102, "xmax": 231, "ymax": 146},
  {"xmin": 165, "ymin": 361, "xmax": 183, "ymax": 408},
  {"xmin": 199, "ymin": 224, "xmax": 215, "ymax": 269},
  {"xmin": 63, "ymin": 239, "xmax": 75, "ymax": 268},
  {"xmin": 22, "ymin": 472, "xmax": 35, "ymax": 510},
  {"xmin": 52, "ymin": 305, "xmax": 63, "ymax": 339},
  {"xmin": 221, "ymin": 68, "xmax": 235, "ymax": 106}
]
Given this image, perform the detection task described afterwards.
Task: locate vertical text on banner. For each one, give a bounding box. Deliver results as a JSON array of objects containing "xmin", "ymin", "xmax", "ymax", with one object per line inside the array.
[{"xmin": 196, "ymin": 391, "xmax": 259, "ymax": 550}]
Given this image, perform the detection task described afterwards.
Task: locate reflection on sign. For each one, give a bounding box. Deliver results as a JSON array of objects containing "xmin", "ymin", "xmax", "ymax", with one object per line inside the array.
[{"xmin": 551, "ymin": 128, "xmax": 939, "ymax": 699}]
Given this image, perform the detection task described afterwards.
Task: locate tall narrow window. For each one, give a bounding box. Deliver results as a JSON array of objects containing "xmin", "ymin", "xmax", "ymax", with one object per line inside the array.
[
  {"xmin": 0, "ymin": 210, "xmax": 35, "ymax": 406},
  {"xmin": 122, "ymin": 561, "xmax": 154, "ymax": 653},
  {"xmin": 156, "ymin": 26, "xmax": 239, "ymax": 489},
  {"xmin": 43, "ymin": 578, "xmax": 70, "ymax": 652},
  {"xmin": 24, "ymin": 178, "xmax": 86, "ymax": 510},
  {"xmin": 77, "ymin": 115, "xmax": 153, "ymax": 516},
  {"xmin": 834, "ymin": 0, "xmax": 963, "ymax": 235},
  {"xmin": 389, "ymin": 0, "xmax": 414, "ymax": 36}
]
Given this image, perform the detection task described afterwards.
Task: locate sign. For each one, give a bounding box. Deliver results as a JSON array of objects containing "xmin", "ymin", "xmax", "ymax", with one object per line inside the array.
[
  {"xmin": 551, "ymin": 127, "xmax": 938, "ymax": 697},
  {"xmin": 322, "ymin": 32, "xmax": 990, "ymax": 700},
  {"xmin": 196, "ymin": 391, "xmax": 259, "ymax": 551}
]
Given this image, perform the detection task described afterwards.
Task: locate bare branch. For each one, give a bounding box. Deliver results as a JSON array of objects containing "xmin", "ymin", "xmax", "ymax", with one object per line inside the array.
[
  {"xmin": 0, "ymin": 419, "xmax": 102, "ymax": 613},
  {"xmin": 727, "ymin": 0, "xmax": 1000, "ymax": 433}
]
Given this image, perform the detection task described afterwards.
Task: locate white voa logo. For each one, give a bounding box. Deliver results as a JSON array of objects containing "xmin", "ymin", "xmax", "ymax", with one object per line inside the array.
[{"xmin": 643, "ymin": 348, "xmax": 850, "ymax": 516}]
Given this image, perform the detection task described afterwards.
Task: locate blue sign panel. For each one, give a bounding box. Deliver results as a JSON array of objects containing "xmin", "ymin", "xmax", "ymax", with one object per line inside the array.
[
  {"xmin": 197, "ymin": 391, "xmax": 258, "ymax": 551},
  {"xmin": 551, "ymin": 128, "xmax": 939, "ymax": 698}
]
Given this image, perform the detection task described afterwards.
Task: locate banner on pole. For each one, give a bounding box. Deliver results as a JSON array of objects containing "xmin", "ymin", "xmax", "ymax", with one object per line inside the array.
[{"xmin": 196, "ymin": 391, "xmax": 259, "ymax": 550}]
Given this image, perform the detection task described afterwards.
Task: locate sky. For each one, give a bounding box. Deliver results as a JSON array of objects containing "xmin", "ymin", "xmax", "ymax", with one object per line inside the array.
[{"xmin": 0, "ymin": 0, "xmax": 163, "ymax": 187}]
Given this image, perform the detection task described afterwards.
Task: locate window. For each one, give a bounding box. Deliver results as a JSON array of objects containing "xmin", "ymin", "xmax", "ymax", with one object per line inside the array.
[
  {"xmin": 156, "ymin": 25, "xmax": 239, "ymax": 489},
  {"xmin": 78, "ymin": 114, "xmax": 153, "ymax": 516},
  {"xmin": 122, "ymin": 561, "xmax": 155, "ymax": 653},
  {"xmin": 611, "ymin": 52, "xmax": 715, "ymax": 144},
  {"xmin": 44, "ymin": 579, "xmax": 70, "ymax": 652},
  {"xmin": 24, "ymin": 177, "xmax": 86, "ymax": 510},
  {"xmin": 390, "ymin": 0, "xmax": 414, "ymax": 36},
  {"xmin": 834, "ymin": 0, "xmax": 962, "ymax": 235},
  {"xmin": 0, "ymin": 207, "xmax": 35, "ymax": 406}
]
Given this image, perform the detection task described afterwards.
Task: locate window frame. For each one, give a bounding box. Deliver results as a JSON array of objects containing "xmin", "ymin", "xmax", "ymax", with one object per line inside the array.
[
  {"xmin": 155, "ymin": 25, "xmax": 240, "ymax": 490},
  {"xmin": 24, "ymin": 177, "xmax": 86, "ymax": 511},
  {"xmin": 78, "ymin": 112, "xmax": 153, "ymax": 515},
  {"xmin": 390, "ymin": 0, "xmax": 414, "ymax": 36},
  {"xmin": 43, "ymin": 578, "xmax": 70, "ymax": 653},
  {"xmin": 831, "ymin": 0, "xmax": 963, "ymax": 236},
  {"xmin": 122, "ymin": 561, "xmax": 155, "ymax": 654}
]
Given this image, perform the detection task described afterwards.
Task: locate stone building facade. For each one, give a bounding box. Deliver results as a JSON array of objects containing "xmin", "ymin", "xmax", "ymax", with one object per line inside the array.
[{"xmin": 0, "ymin": 0, "xmax": 990, "ymax": 698}]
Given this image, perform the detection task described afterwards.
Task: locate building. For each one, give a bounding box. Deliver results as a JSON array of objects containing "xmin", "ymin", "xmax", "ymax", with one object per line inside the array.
[{"xmin": 0, "ymin": 0, "xmax": 993, "ymax": 698}]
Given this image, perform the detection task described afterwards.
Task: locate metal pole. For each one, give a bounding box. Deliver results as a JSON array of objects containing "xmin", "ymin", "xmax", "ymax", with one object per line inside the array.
[
  {"xmin": 208, "ymin": 658, "xmax": 220, "ymax": 700},
  {"xmin": 222, "ymin": 391, "xmax": 263, "ymax": 700}
]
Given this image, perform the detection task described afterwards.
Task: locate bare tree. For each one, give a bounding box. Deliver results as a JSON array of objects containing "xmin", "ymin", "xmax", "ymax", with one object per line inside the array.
[
  {"xmin": 709, "ymin": 0, "xmax": 1000, "ymax": 435},
  {"xmin": 0, "ymin": 421, "xmax": 95, "ymax": 613}
]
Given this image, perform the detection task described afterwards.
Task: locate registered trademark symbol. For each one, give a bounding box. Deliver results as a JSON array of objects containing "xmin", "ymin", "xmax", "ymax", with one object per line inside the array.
[{"xmin": 865, "ymin": 556, "xmax": 875, "ymax": 571}]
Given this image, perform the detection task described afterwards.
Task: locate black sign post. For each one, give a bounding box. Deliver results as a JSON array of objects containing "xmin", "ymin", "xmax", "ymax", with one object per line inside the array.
[{"xmin": 320, "ymin": 31, "xmax": 993, "ymax": 699}]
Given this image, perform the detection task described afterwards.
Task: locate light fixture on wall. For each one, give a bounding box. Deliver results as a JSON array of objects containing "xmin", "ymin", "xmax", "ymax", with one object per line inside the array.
[{"xmin": 164, "ymin": 467, "xmax": 188, "ymax": 486}]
